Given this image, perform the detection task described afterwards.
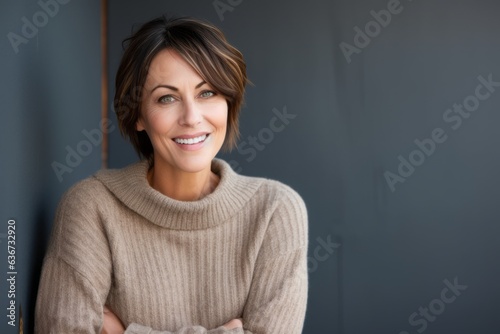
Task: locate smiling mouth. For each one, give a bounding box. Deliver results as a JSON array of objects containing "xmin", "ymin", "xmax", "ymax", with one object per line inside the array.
[{"xmin": 173, "ymin": 134, "xmax": 209, "ymax": 145}]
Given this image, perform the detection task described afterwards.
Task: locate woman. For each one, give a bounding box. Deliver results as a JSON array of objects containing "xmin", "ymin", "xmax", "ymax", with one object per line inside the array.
[{"xmin": 35, "ymin": 16, "xmax": 308, "ymax": 334}]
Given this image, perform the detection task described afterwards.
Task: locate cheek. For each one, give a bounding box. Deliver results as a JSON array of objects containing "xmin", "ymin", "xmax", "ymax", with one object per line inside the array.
[
  {"xmin": 146, "ymin": 111, "xmax": 177, "ymax": 136},
  {"xmin": 216, "ymin": 110, "xmax": 228, "ymax": 130},
  {"xmin": 208, "ymin": 102, "xmax": 229, "ymax": 131}
]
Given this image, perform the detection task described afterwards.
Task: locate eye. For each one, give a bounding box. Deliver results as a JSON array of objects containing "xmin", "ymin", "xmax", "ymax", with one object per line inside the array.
[
  {"xmin": 199, "ymin": 90, "xmax": 216, "ymax": 99},
  {"xmin": 158, "ymin": 95, "xmax": 176, "ymax": 104}
]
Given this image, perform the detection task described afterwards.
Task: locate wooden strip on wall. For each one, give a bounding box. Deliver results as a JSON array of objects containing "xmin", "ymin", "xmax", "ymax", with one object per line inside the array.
[{"xmin": 101, "ymin": 0, "xmax": 109, "ymax": 169}]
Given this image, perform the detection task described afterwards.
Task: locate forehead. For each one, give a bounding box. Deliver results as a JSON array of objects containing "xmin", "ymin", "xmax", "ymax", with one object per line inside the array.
[{"xmin": 144, "ymin": 49, "xmax": 202, "ymax": 88}]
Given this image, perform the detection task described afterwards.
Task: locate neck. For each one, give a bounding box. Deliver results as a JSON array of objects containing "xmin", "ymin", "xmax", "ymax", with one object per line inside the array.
[{"xmin": 148, "ymin": 159, "xmax": 219, "ymax": 201}]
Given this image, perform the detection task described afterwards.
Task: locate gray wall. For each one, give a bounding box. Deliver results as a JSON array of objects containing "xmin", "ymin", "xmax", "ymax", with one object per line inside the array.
[{"xmin": 2, "ymin": 0, "xmax": 500, "ymax": 333}]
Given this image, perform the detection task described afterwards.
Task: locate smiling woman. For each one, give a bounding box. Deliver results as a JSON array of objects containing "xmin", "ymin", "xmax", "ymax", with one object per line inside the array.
[{"xmin": 35, "ymin": 16, "xmax": 308, "ymax": 334}]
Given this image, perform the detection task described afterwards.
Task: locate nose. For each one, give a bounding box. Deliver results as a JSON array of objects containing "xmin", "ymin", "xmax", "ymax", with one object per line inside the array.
[{"xmin": 179, "ymin": 99, "xmax": 202, "ymax": 127}]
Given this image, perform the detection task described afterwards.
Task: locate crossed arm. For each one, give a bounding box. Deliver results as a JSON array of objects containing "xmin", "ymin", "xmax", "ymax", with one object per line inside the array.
[
  {"xmin": 35, "ymin": 181, "xmax": 308, "ymax": 333},
  {"xmin": 102, "ymin": 307, "xmax": 243, "ymax": 334},
  {"xmin": 36, "ymin": 246, "xmax": 307, "ymax": 333}
]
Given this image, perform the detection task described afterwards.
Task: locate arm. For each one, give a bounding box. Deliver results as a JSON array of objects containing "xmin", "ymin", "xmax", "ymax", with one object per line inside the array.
[
  {"xmin": 103, "ymin": 308, "xmax": 243, "ymax": 334},
  {"xmin": 241, "ymin": 185, "xmax": 309, "ymax": 334},
  {"xmin": 36, "ymin": 256, "xmax": 108, "ymax": 332},
  {"xmin": 35, "ymin": 180, "xmax": 113, "ymax": 333}
]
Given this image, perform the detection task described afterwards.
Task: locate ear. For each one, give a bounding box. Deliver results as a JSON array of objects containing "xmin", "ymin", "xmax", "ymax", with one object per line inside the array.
[{"xmin": 136, "ymin": 117, "xmax": 145, "ymax": 131}]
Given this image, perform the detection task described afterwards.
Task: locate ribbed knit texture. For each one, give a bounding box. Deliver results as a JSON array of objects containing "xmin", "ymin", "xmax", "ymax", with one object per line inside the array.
[{"xmin": 35, "ymin": 159, "xmax": 308, "ymax": 334}]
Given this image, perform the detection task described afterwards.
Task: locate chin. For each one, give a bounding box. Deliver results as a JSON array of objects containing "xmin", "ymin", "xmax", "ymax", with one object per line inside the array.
[{"xmin": 169, "ymin": 154, "xmax": 216, "ymax": 174}]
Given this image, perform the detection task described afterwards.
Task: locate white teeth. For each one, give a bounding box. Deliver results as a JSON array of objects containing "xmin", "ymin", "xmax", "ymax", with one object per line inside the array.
[{"xmin": 174, "ymin": 134, "xmax": 208, "ymax": 145}]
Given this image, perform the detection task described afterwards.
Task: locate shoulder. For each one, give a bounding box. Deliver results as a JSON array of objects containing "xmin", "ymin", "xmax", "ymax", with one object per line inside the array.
[
  {"xmin": 253, "ymin": 177, "xmax": 307, "ymax": 219},
  {"xmin": 260, "ymin": 178, "xmax": 306, "ymax": 209},
  {"xmin": 57, "ymin": 175, "xmax": 111, "ymax": 213},
  {"xmin": 58, "ymin": 161, "xmax": 146, "ymax": 211},
  {"xmin": 46, "ymin": 175, "xmax": 115, "ymax": 264},
  {"xmin": 52, "ymin": 165, "xmax": 132, "ymax": 237},
  {"xmin": 52, "ymin": 175, "xmax": 112, "ymax": 237},
  {"xmin": 235, "ymin": 173, "xmax": 308, "ymax": 253}
]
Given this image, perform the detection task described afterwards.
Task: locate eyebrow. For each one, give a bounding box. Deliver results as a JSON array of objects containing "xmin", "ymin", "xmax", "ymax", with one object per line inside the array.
[{"xmin": 150, "ymin": 81, "xmax": 206, "ymax": 93}]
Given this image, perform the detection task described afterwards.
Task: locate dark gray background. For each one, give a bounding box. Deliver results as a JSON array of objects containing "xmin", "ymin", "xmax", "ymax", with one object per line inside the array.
[{"xmin": 1, "ymin": 0, "xmax": 500, "ymax": 333}]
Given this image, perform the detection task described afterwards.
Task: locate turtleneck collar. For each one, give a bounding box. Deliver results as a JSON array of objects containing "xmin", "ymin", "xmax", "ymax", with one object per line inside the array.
[{"xmin": 93, "ymin": 159, "xmax": 262, "ymax": 230}]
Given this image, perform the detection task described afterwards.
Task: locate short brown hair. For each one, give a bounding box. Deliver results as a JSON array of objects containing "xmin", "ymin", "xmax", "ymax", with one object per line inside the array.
[{"xmin": 114, "ymin": 16, "xmax": 248, "ymax": 161}]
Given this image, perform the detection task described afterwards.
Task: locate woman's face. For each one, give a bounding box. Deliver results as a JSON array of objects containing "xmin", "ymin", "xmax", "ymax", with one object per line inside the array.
[{"xmin": 137, "ymin": 48, "xmax": 228, "ymax": 174}]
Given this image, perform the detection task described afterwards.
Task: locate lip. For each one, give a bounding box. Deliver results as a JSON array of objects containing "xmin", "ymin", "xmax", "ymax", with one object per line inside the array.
[{"xmin": 173, "ymin": 132, "xmax": 210, "ymax": 140}]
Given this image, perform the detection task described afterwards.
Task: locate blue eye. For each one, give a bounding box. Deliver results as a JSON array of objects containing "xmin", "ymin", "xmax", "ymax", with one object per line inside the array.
[
  {"xmin": 159, "ymin": 95, "xmax": 175, "ymax": 104},
  {"xmin": 200, "ymin": 91, "xmax": 215, "ymax": 98}
]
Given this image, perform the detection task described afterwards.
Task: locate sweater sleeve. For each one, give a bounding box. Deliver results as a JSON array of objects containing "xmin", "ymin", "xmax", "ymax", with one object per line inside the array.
[
  {"xmin": 241, "ymin": 184, "xmax": 309, "ymax": 334},
  {"xmin": 36, "ymin": 256, "xmax": 107, "ymax": 332},
  {"xmin": 35, "ymin": 180, "xmax": 113, "ymax": 333}
]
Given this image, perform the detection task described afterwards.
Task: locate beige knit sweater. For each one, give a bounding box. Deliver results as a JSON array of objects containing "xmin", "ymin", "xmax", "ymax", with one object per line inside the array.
[{"xmin": 35, "ymin": 159, "xmax": 308, "ymax": 333}]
